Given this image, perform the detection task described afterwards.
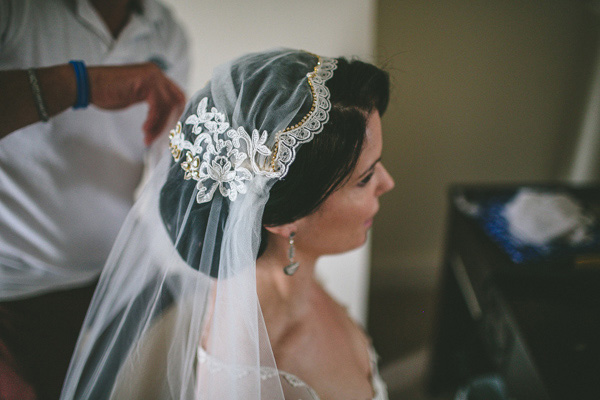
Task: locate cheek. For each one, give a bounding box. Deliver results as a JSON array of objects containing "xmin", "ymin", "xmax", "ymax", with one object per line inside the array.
[
  {"xmin": 329, "ymin": 198, "xmax": 374, "ymax": 228},
  {"xmin": 305, "ymin": 189, "xmax": 377, "ymax": 234},
  {"xmin": 298, "ymin": 197, "xmax": 374, "ymax": 254},
  {"xmin": 345, "ymin": 190, "xmax": 378, "ymax": 216}
]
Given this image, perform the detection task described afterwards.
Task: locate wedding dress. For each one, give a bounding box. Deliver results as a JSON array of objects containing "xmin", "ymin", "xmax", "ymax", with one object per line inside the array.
[
  {"xmin": 197, "ymin": 347, "xmax": 389, "ymax": 400},
  {"xmin": 107, "ymin": 298, "xmax": 389, "ymax": 399}
]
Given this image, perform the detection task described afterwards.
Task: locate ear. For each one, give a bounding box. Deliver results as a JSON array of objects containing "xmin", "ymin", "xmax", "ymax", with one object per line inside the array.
[{"xmin": 264, "ymin": 222, "xmax": 298, "ymax": 238}]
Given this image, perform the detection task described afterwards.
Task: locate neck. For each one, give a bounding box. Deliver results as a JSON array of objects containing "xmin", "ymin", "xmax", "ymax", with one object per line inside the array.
[
  {"xmin": 91, "ymin": 0, "xmax": 137, "ymax": 38},
  {"xmin": 256, "ymin": 234, "xmax": 319, "ymax": 309}
]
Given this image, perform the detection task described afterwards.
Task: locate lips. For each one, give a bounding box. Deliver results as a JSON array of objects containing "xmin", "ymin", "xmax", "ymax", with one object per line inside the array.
[{"xmin": 365, "ymin": 205, "xmax": 379, "ymax": 228}]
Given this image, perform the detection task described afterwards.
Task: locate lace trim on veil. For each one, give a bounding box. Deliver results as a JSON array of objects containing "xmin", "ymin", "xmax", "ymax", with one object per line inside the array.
[
  {"xmin": 196, "ymin": 347, "xmax": 320, "ymax": 399},
  {"xmin": 168, "ymin": 55, "xmax": 337, "ymax": 204},
  {"xmin": 196, "ymin": 346, "xmax": 388, "ymax": 400},
  {"xmin": 268, "ymin": 55, "xmax": 337, "ymax": 178}
]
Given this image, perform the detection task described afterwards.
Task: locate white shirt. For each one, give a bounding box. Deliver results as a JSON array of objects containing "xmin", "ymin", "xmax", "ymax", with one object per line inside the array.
[{"xmin": 0, "ymin": 0, "xmax": 189, "ymax": 300}]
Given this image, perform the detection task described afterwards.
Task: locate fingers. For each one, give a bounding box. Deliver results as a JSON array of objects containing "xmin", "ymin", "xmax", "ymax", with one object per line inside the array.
[
  {"xmin": 142, "ymin": 75, "xmax": 186, "ymax": 145},
  {"xmin": 88, "ymin": 63, "xmax": 187, "ymax": 146}
]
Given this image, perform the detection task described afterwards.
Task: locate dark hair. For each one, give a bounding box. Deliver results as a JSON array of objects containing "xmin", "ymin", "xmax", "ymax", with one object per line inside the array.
[{"xmin": 258, "ymin": 58, "xmax": 389, "ymax": 256}]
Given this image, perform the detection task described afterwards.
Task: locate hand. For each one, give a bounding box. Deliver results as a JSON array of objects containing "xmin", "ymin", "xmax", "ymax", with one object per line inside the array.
[{"xmin": 88, "ymin": 63, "xmax": 186, "ymax": 145}]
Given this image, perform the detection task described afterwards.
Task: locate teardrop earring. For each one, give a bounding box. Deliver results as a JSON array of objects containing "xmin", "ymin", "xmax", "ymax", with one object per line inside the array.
[{"xmin": 283, "ymin": 232, "xmax": 299, "ymax": 276}]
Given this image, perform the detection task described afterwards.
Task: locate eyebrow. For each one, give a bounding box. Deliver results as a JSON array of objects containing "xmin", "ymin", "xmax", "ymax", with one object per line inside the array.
[{"xmin": 357, "ymin": 157, "xmax": 381, "ymax": 178}]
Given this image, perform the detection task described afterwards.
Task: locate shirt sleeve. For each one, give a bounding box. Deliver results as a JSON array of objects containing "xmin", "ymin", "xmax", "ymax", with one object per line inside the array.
[
  {"xmin": 0, "ymin": 0, "xmax": 31, "ymax": 59},
  {"xmin": 0, "ymin": 0, "xmax": 26, "ymax": 51},
  {"xmin": 0, "ymin": 0, "xmax": 12, "ymax": 47},
  {"xmin": 159, "ymin": 11, "xmax": 190, "ymax": 94}
]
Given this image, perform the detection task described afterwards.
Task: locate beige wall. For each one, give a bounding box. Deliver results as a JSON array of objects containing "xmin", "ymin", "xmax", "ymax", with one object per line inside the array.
[{"xmin": 372, "ymin": 0, "xmax": 599, "ymax": 290}]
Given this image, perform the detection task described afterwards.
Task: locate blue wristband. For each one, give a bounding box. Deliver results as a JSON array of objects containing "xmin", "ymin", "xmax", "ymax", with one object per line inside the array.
[{"xmin": 69, "ymin": 60, "xmax": 89, "ymax": 109}]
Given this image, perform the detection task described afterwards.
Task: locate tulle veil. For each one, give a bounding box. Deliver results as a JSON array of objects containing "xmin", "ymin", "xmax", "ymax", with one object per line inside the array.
[{"xmin": 60, "ymin": 48, "xmax": 336, "ymax": 399}]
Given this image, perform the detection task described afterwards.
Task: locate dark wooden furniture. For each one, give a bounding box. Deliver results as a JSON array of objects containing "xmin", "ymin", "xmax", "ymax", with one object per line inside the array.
[{"xmin": 428, "ymin": 184, "xmax": 600, "ymax": 400}]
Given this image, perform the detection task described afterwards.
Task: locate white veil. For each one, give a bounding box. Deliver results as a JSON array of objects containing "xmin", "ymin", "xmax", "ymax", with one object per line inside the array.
[{"xmin": 60, "ymin": 49, "xmax": 336, "ymax": 399}]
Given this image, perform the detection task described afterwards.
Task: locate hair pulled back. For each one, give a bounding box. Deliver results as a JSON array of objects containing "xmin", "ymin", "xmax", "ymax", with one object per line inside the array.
[{"xmin": 258, "ymin": 58, "xmax": 389, "ymax": 256}]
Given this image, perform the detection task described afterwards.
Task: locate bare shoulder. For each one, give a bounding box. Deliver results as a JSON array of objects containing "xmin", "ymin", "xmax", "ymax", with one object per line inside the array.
[
  {"xmin": 271, "ymin": 283, "xmax": 375, "ymax": 399},
  {"xmin": 311, "ymin": 283, "xmax": 372, "ymax": 351}
]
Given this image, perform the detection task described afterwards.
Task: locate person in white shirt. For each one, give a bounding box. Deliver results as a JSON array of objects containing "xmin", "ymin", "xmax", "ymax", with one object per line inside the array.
[{"xmin": 0, "ymin": 1, "xmax": 189, "ymax": 398}]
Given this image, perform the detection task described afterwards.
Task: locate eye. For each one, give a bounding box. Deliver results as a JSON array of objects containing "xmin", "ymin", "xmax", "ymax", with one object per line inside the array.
[{"xmin": 357, "ymin": 171, "xmax": 374, "ymax": 187}]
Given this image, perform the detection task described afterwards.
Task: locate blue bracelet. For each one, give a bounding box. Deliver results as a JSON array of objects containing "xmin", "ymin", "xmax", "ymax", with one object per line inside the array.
[{"xmin": 69, "ymin": 60, "xmax": 89, "ymax": 109}]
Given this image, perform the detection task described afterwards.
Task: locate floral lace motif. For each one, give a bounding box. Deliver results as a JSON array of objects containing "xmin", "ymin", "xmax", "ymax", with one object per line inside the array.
[
  {"xmin": 169, "ymin": 97, "xmax": 272, "ymax": 204},
  {"xmin": 169, "ymin": 56, "xmax": 337, "ymax": 204}
]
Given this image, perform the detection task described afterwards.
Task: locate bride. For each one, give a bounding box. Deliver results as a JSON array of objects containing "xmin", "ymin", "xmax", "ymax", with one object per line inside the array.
[{"xmin": 60, "ymin": 48, "xmax": 394, "ymax": 400}]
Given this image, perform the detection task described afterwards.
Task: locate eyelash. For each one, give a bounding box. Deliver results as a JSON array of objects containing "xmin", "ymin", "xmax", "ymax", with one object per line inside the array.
[{"xmin": 357, "ymin": 171, "xmax": 374, "ymax": 187}]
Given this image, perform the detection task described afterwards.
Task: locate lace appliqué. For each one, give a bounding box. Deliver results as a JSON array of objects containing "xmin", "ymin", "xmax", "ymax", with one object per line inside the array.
[
  {"xmin": 169, "ymin": 97, "xmax": 271, "ymax": 203},
  {"xmin": 279, "ymin": 371, "xmax": 307, "ymax": 388},
  {"xmin": 197, "ymin": 347, "xmax": 384, "ymax": 399},
  {"xmin": 169, "ymin": 56, "xmax": 337, "ymax": 204},
  {"xmin": 197, "ymin": 348, "xmax": 318, "ymax": 397},
  {"xmin": 269, "ymin": 56, "xmax": 336, "ymax": 179}
]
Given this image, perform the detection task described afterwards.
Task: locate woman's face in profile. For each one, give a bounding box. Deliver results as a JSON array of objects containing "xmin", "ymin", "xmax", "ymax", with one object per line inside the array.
[{"xmin": 294, "ymin": 110, "xmax": 395, "ymax": 257}]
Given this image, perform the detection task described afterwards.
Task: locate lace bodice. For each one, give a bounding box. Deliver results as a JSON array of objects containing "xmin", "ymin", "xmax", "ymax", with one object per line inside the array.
[{"xmin": 197, "ymin": 347, "xmax": 389, "ymax": 400}]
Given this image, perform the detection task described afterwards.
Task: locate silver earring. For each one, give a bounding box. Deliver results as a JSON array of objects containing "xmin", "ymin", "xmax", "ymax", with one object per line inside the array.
[{"xmin": 283, "ymin": 232, "xmax": 299, "ymax": 276}]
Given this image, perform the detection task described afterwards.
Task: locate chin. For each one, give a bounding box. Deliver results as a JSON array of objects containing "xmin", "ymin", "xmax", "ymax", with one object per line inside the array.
[
  {"xmin": 360, "ymin": 233, "xmax": 369, "ymax": 246},
  {"xmin": 323, "ymin": 240, "xmax": 367, "ymax": 257},
  {"xmin": 349, "ymin": 233, "xmax": 370, "ymax": 251}
]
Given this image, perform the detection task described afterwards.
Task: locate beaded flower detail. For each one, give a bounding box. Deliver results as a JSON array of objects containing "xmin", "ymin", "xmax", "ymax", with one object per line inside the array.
[
  {"xmin": 169, "ymin": 55, "xmax": 337, "ymax": 204},
  {"xmin": 169, "ymin": 97, "xmax": 271, "ymax": 203}
]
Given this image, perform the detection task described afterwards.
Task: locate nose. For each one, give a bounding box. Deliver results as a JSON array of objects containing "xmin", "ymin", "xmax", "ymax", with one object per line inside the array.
[{"xmin": 376, "ymin": 163, "xmax": 395, "ymax": 196}]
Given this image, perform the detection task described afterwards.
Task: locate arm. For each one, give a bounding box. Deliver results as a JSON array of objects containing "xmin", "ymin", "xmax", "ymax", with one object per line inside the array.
[
  {"xmin": 0, "ymin": 62, "xmax": 186, "ymax": 144},
  {"xmin": 0, "ymin": 65, "xmax": 75, "ymax": 139}
]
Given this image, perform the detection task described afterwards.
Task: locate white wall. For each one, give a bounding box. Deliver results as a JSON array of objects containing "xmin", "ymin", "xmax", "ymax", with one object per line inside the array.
[
  {"xmin": 163, "ymin": 0, "xmax": 376, "ymax": 93},
  {"xmin": 162, "ymin": 0, "xmax": 377, "ymax": 325}
]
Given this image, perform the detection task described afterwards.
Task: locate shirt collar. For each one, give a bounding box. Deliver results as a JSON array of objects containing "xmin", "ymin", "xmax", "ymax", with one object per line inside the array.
[{"xmin": 74, "ymin": 0, "xmax": 161, "ymax": 46}]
